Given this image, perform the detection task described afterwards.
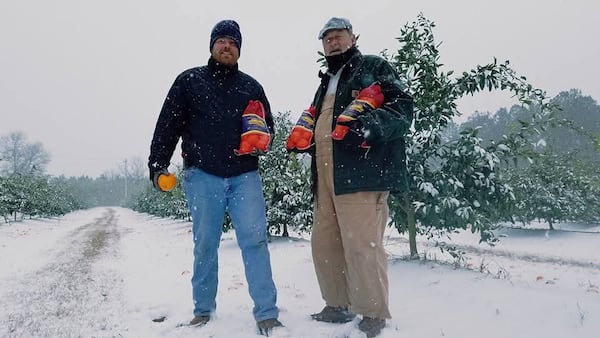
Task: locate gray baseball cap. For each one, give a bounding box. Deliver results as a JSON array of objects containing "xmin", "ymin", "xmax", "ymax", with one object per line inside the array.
[{"xmin": 318, "ymin": 17, "xmax": 353, "ymax": 39}]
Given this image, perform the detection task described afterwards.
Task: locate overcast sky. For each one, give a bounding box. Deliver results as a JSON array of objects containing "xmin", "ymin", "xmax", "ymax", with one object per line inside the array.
[{"xmin": 1, "ymin": 0, "xmax": 598, "ymax": 178}]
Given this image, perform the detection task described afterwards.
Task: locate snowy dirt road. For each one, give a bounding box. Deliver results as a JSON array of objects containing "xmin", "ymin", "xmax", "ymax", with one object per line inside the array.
[
  {"xmin": 1, "ymin": 207, "xmax": 599, "ymax": 338},
  {"xmin": 1, "ymin": 208, "xmax": 126, "ymax": 337}
]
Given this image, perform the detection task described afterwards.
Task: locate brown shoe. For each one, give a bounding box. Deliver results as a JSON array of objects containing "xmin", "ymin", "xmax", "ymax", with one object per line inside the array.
[
  {"xmin": 311, "ymin": 306, "xmax": 356, "ymax": 323},
  {"xmin": 257, "ymin": 318, "xmax": 284, "ymax": 336},
  {"xmin": 358, "ymin": 316, "xmax": 385, "ymax": 338},
  {"xmin": 188, "ymin": 315, "xmax": 210, "ymax": 327}
]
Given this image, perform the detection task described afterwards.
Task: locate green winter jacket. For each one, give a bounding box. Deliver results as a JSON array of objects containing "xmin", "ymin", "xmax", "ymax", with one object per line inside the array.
[{"xmin": 311, "ymin": 48, "xmax": 414, "ymax": 195}]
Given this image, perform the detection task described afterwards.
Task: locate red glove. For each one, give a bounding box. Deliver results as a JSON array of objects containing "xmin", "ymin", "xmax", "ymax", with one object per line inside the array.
[
  {"xmin": 286, "ymin": 105, "xmax": 316, "ymax": 152},
  {"xmin": 235, "ymin": 100, "xmax": 271, "ymax": 156},
  {"xmin": 331, "ymin": 83, "xmax": 384, "ymax": 141}
]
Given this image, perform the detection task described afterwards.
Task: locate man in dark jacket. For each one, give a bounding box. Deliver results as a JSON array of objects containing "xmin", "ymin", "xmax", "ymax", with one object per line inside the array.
[
  {"xmin": 306, "ymin": 17, "xmax": 414, "ymax": 338},
  {"xmin": 148, "ymin": 19, "xmax": 282, "ymax": 336}
]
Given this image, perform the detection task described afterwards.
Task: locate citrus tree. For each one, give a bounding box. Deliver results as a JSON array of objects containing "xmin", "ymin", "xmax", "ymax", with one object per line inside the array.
[{"xmin": 387, "ymin": 14, "xmax": 560, "ymax": 257}]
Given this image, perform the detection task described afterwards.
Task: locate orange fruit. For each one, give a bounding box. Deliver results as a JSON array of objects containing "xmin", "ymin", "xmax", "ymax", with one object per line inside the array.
[
  {"xmin": 286, "ymin": 135, "xmax": 296, "ymax": 149},
  {"xmin": 331, "ymin": 125, "xmax": 349, "ymax": 140},
  {"xmin": 246, "ymin": 134, "xmax": 259, "ymax": 146},
  {"xmin": 157, "ymin": 173, "xmax": 177, "ymax": 192},
  {"xmin": 255, "ymin": 136, "xmax": 269, "ymax": 150},
  {"xmin": 296, "ymin": 138, "xmax": 309, "ymax": 149},
  {"xmin": 238, "ymin": 142, "xmax": 253, "ymax": 154}
]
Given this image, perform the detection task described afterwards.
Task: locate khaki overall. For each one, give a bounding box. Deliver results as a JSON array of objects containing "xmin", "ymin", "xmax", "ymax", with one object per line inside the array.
[{"xmin": 311, "ymin": 93, "xmax": 391, "ymax": 319}]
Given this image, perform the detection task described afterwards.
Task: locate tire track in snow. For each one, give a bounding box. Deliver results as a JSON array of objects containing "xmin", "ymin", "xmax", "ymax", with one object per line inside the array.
[{"xmin": 1, "ymin": 208, "xmax": 124, "ymax": 338}]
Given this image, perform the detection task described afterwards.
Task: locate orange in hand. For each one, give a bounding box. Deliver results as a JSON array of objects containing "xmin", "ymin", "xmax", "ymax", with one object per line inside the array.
[{"xmin": 157, "ymin": 173, "xmax": 177, "ymax": 192}]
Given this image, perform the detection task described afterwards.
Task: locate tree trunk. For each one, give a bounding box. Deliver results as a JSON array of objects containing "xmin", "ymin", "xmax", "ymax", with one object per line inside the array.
[
  {"xmin": 282, "ymin": 223, "xmax": 289, "ymax": 237},
  {"xmin": 407, "ymin": 209, "xmax": 419, "ymax": 259},
  {"xmin": 404, "ymin": 195, "xmax": 419, "ymax": 259}
]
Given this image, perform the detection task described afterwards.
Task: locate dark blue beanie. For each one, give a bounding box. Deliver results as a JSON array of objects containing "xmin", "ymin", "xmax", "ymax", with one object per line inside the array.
[{"xmin": 210, "ymin": 20, "xmax": 242, "ymax": 52}]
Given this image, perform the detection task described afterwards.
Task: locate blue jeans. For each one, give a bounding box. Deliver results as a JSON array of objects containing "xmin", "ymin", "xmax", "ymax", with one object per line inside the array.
[{"xmin": 183, "ymin": 167, "xmax": 279, "ymax": 321}]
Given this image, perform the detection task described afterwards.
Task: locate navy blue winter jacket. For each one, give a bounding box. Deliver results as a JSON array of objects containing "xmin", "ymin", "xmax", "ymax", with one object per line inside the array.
[{"xmin": 148, "ymin": 57, "xmax": 274, "ymax": 178}]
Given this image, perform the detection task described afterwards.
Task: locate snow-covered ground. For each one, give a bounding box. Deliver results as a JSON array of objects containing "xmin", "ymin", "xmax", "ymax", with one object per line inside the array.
[{"xmin": 1, "ymin": 207, "xmax": 599, "ymax": 337}]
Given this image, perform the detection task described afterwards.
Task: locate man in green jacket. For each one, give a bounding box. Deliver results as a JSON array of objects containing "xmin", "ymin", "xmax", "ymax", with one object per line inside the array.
[{"xmin": 307, "ymin": 17, "xmax": 414, "ymax": 338}]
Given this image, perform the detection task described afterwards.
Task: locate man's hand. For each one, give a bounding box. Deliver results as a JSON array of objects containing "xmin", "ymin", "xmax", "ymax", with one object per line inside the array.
[{"xmin": 152, "ymin": 169, "xmax": 177, "ymax": 192}]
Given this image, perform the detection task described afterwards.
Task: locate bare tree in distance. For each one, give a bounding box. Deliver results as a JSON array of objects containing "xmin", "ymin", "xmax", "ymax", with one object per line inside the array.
[
  {"xmin": 125, "ymin": 156, "xmax": 146, "ymax": 180},
  {"xmin": 0, "ymin": 131, "xmax": 50, "ymax": 176}
]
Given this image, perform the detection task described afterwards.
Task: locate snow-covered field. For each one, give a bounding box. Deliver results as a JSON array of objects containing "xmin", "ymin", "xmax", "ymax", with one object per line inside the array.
[{"xmin": 1, "ymin": 207, "xmax": 599, "ymax": 337}]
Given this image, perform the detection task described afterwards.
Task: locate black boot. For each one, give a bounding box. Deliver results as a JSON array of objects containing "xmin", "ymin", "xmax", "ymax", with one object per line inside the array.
[
  {"xmin": 358, "ymin": 316, "xmax": 386, "ymax": 338},
  {"xmin": 257, "ymin": 318, "xmax": 284, "ymax": 336},
  {"xmin": 188, "ymin": 315, "xmax": 210, "ymax": 327},
  {"xmin": 311, "ymin": 306, "xmax": 356, "ymax": 323}
]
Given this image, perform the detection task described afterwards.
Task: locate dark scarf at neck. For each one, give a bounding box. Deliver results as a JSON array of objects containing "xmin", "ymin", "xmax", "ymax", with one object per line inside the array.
[
  {"xmin": 325, "ymin": 46, "xmax": 359, "ymax": 74},
  {"xmin": 207, "ymin": 57, "xmax": 239, "ymax": 78}
]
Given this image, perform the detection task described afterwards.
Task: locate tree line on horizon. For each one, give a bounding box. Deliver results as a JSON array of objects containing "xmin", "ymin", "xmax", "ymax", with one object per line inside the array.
[{"xmin": 1, "ymin": 14, "xmax": 599, "ymax": 258}]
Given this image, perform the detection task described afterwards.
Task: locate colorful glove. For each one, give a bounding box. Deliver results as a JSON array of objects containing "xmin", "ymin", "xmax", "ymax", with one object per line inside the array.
[
  {"xmin": 234, "ymin": 100, "xmax": 271, "ymax": 156},
  {"xmin": 286, "ymin": 105, "xmax": 316, "ymax": 152},
  {"xmin": 331, "ymin": 83, "xmax": 384, "ymax": 141}
]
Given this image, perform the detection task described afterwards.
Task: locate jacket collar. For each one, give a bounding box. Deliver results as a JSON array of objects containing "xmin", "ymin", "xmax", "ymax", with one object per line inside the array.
[
  {"xmin": 324, "ymin": 46, "xmax": 361, "ymax": 75},
  {"xmin": 207, "ymin": 57, "xmax": 239, "ymax": 78}
]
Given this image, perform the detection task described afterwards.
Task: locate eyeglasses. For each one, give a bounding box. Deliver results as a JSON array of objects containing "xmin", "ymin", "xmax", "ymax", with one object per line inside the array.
[
  {"xmin": 214, "ymin": 38, "xmax": 237, "ymax": 47},
  {"xmin": 323, "ymin": 34, "xmax": 347, "ymax": 44}
]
